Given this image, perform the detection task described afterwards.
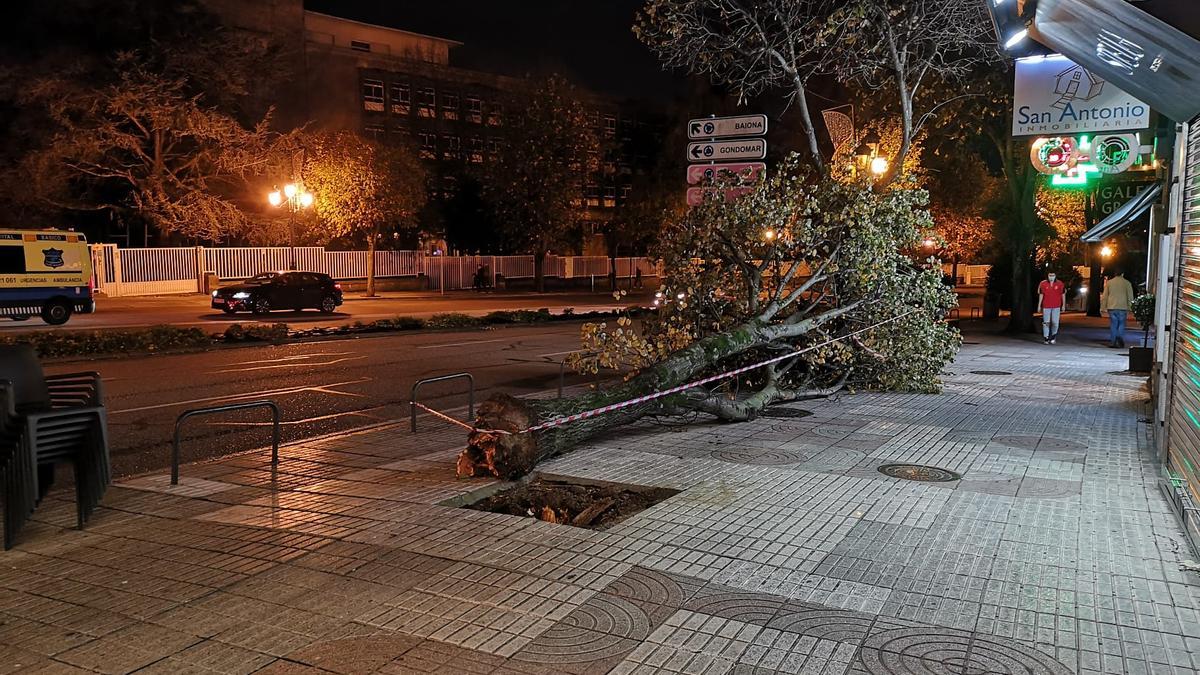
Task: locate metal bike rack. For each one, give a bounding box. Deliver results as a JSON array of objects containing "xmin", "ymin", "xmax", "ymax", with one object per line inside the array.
[
  {"xmin": 172, "ymin": 400, "xmax": 280, "ymax": 485},
  {"xmin": 411, "ymin": 372, "xmax": 474, "ymax": 432}
]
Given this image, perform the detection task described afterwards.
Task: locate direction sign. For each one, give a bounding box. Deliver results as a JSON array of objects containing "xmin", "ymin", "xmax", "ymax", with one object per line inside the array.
[
  {"xmin": 687, "ymin": 139, "xmax": 767, "ymax": 162},
  {"xmin": 686, "ymin": 162, "xmax": 766, "ymax": 186},
  {"xmin": 688, "ymin": 114, "xmax": 769, "ymax": 139},
  {"xmin": 686, "ymin": 187, "xmax": 753, "ymax": 207}
]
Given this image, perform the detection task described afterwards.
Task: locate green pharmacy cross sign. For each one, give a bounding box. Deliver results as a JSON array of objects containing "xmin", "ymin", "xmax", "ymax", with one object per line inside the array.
[{"xmin": 1030, "ymin": 133, "xmax": 1148, "ymax": 186}]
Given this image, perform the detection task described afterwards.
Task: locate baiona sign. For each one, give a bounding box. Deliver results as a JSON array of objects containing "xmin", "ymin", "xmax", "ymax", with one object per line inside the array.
[
  {"xmin": 1012, "ymin": 55, "xmax": 1150, "ymax": 137},
  {"xmin": 687, "ymin": 115, "xmax": 768, "ymax": 140},
  {"xmin": 687, "ymin": 139, "xmax": 767, "ymax": 162}
]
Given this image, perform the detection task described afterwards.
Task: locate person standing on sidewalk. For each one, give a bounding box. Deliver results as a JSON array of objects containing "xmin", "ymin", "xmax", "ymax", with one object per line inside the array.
[
  {"xmin": 1037, "ymin": 270, "xmax": 1065, "ymax": 345},
  {"xmin": 1101, "ymin": 268, "xmax": 1135, "ymax": 347}
]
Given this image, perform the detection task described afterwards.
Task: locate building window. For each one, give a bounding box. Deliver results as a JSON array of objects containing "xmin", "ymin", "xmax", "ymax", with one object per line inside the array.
[
  {"xmin": 585, "ymin": 185, "xmax": 601, "ymax": 208},
  {"xmin": 468, "ymin": 137, "xmax": 484, "ymax": 164},
  {"xmin": 418, "ymin": 132, "xmax": 437, "ymax": 160},
  {"xmin": 362, "ymin": 79, "xmax": 385, "ymax": 112},
  {"xmin": 487, "ymin": 137, "xmax": 504, "ymax": 159},
  {"xmin": 487, "ymin": 102, "xmax": 504, "ymax": 127},
  {"xmin": 442, "ymin": 175, "xmax": 458, "ymax": 198},
  {"xmin": 604, "ymin": 115, "xmax": 616, "ymax": 138},
  {"xmin": 391, "ymin": 83, "xmax": 411, "ymax": 115},
  {"xmin": 417, "ymin": 87, "xmax": 436, "ymax": 118},
  {"xmin": 442, "ymin": 134, "xmax": 461, "ymax": 160},
  {"xmin": 364, "ymin": 123, "xmax": 385, "ymax": 139},
  {"xmin": 620, "ymin": 185, "xmax": 632, "ymax": 201},
  {"xmin": 466, "ymin": 97, "xmax": 482, "ymax": 124},
  {"xmin": 350, "ymin": 40, "xmax": 371, "ymax": 52},
  {"xmin": 441, "ymin": 92, "xmax": 459, "ymax": 121},
  {"xmin": 603, "ymin": 186, "xmax": 617, "ymax": 208},
  {"xmin": 391, "ymin": 125, "xmax": 411, "ymax": 141}
]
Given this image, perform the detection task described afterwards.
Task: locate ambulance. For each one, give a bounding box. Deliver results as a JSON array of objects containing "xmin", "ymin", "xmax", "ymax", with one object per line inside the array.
[{"xmin": 0, "ymin": 229, "xmax": 95, "ymax": 325}]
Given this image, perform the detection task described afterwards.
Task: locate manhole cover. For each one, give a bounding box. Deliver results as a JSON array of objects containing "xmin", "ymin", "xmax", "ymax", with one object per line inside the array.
[
  {"xmin": 877, "ymin": 464, "xmax": 961, "ymax": 482},
  {"xmin": 970, "ymin": 370, "xmax": 1012, "ymax": 376},
  {"xmin": 760, "ymin": 407, "xmax": 813, "ymax": 419}
]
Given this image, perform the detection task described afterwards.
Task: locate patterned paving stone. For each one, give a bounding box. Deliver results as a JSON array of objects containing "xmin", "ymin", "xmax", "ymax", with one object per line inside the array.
[
  {"xmin": 767, "ymin": 601, "xmax": 874, "ymax": 645},
  {"xmin": 710, "ymin": 447, "xmax": 811, "ymax": 467},
  {"xmin": 858, "ymin": 625, "xmax": 1073, "ymax": 675},
  {"xmin": 603, "ymin": 566, "xmax": 688, "ymax": 608},
  {"xmin": 1014, "ymin": 477, "xmax": 1082, "ymax": 499},
  {"xmin": 682, "ymin": 587, "xmax": 784, "ymax": 626}
]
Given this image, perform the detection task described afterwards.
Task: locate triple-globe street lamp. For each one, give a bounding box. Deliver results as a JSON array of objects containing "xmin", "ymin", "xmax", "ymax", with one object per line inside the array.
[{"xmin": 268, "ymin": 183, "xmax": 314, "ymax": 270}]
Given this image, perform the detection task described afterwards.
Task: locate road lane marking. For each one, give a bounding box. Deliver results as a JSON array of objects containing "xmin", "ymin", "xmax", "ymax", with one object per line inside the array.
[
  {"xmin": 111, "ymin": 378, "xmax": 371, "ymax": 415},
  {"xmin": 206, "ymin": 407, "xmax": 390, "ymax": 426},
  {"xmin": 210, "ymin": 355, "xmax": 367, "ymax": 374},
  {"xmin": 238, "ymin": 352, "xmax": 355, "ymax": 366},
  {"xmin": 416, "ymin": 338, "xmax": 505, "ymax": 349}
]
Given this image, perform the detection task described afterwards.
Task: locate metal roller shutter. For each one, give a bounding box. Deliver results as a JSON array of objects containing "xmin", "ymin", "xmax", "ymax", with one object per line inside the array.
[{"xmin": 1170, "ymin": 118, "xmax": 1200, "ymax": 498}]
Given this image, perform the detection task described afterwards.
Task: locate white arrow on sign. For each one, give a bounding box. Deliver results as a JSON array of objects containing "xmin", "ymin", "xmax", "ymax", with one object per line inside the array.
[
  {"xmin": 686, "ymin": 162, "xmax": 766, "ymax": 186},
  {"xmin": 688, "ymin": 114, "xmax": 769, "ymax": 139},
  {"xmin": 687, "ymin": 139, "xmax": 767, "ymax": 162}
]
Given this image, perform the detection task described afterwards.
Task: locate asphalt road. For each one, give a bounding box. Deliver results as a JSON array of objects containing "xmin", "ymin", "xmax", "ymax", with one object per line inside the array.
[
  {"xmin": 1, "ymin": 288, "xmax": 654, "ymax": 332},
  {"xmin": 45, "ymin": 323, "xmax": 594, "ymax": 478}
]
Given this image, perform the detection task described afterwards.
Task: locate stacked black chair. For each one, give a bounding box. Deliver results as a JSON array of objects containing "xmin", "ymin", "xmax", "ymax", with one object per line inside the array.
[{"xmin": 0, "ymin": 345, "xmax": 109, "ymax": 549}]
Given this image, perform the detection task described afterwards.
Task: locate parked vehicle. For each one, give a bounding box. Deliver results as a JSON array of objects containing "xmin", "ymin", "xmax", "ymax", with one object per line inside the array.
[
  {"xmin": 0, "ymin": 229, "xmax": 95, "ymax": 325},
  {"xmin": 211, "ymin": 271, "xmax": 343, "ymax": 315}
]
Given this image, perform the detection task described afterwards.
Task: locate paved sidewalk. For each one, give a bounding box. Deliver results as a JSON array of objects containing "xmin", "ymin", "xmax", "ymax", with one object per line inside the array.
[{"xmin": 2, "ymin": 324, "xmax": 1198, "ymax": 674}]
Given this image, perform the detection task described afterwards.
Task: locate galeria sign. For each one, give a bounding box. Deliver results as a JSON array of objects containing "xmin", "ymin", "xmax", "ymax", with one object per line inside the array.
[
  {"xmin": 687, "ymin": 115, "xmax": 768, "ymax": 140},
  {"xmin": 1012, "ymin": 55, "xmax": 1150, "ymax": 137}
]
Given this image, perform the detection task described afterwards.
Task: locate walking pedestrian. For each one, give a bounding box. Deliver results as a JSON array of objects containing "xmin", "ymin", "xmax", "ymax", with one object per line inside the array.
[
  {"xmin": 634, "ymin": 267, "xmax": 643, "ymax": 290},
  {"xmin": 1101, "ymin": 268, "xmax": 1134, "ymax": 348},
  {"xmin": 1037, "ymin": 270, "xmax": 1065, "ymax": 345}
]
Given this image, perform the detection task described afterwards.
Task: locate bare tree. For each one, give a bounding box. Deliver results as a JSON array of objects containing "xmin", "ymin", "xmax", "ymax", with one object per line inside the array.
[{"xmin": 635, "ymin": 0, "xmax": 995, "ymax": 185}]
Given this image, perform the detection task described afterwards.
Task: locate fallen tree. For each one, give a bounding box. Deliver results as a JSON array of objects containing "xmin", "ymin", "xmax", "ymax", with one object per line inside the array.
[{"xmin": 457, "ymin": 160, "xmax": 959, "ymax": 478}]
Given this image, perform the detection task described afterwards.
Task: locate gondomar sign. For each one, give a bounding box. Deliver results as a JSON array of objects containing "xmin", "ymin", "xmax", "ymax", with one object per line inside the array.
[{"xmin": 1012, "ymin": 55, "xmax": 1150, "ymax": 137}]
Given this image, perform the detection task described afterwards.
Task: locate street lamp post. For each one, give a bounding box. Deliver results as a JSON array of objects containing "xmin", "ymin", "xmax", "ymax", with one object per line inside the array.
[{"xmin": 268, "ymin": 183, "xmax": 313, "ymax": 270}]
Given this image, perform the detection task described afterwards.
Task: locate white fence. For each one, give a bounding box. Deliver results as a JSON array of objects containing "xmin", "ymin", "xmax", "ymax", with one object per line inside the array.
[
  {"xmin": 942, "ymin": 263, "xmax": 991, "ymax": 286},
  {"xmin": 89, "ymin": 245, "xmax": 658, "ymax": 297}
]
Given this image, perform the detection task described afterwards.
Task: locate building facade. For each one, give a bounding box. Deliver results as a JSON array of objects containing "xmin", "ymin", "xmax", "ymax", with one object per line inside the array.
[{"xmin": 204, "ymin": 1, "xmax": 666, "ymax": 254}]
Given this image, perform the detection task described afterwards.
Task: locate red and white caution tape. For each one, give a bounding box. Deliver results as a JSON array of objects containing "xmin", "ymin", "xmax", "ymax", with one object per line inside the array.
[{"xmin": 412, "ymin": 310, "xmax": 919, "ymax": 437}]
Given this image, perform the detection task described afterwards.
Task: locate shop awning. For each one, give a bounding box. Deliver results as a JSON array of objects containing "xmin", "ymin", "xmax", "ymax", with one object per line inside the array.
[{"xmin": 1080, "ymin": 182, "xmax": 1161, "ymax": 243}]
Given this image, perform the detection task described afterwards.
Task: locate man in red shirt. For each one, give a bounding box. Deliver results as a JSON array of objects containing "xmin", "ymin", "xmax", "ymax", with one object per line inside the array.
[{"xmin": 1038, "ymin": 271, "xmax": 1066, "ymax": 344}]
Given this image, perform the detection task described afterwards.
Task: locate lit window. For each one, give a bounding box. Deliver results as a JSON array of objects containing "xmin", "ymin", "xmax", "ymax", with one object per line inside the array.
[
  {"xmin": 441, "ymin": 92, "xmax": 459, "ymax": 121},
  {"xmin": 362, "ymin": 79, "xmax": 385, "ymax": 112},
  {"xmin": 487, "ymin": 103, "xmax": 504, "ymax": 127},
  {"xmin": 466, "ymin": 97, "xmax": 482, "ymax": 124},
  {"xmin": 586, "ymin": 185, "xmax": 600, "ymax": 207},
  {"xmin": 350, "ymin": 40, "xmax": 371, "ymax": 52},
  {"xmin": 442, "ymin": 134, "xmax": 461, "ymax": 160},
  {"xmin": 603, "ymin": 186, "xmax": 617, "ymax": 208},
  {"xmin": 391, "ymin": 83, "xmax": 411, "ymax": 115},
  {"xmin": 418, "ymin": 133, "xmax": 436, "ymax": 159},
  {"xmin": 417, "ymin": 87, "xmax": 436, "ymax": 118},
  {"xmin": 469, "ymin": 137, "xmax": 484, "ymax": 164}
]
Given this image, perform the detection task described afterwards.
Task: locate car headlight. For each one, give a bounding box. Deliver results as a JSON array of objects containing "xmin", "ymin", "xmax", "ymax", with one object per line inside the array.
[
  {"xmin": 211, "ymin": 291, "xmax": 218, "ymax": 297},
  {"xmin": 233, "ymin": 292, "xmax": 250, "ymax": 299}
]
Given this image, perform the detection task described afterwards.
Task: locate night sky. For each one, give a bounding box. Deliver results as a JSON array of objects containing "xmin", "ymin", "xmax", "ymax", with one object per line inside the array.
[
  {"xmin": 304, "ymin": 0, "xmax": 686, "ymax": 101},
  {"xmin": 305, "ymin": 1, "xmax": 1200, "ymax": 104}
]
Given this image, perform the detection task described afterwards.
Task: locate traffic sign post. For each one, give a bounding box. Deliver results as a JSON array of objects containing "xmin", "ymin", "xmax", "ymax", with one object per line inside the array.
[
  {"xmin": 686, "ymin": 139, "xmax": 767, "ymax": 162},
  {"xmin": 685, "ymin": 162, "xmax": 766, "ymax": 186},
  {"xmin": 688, "ymin": 114, "xmax": 768, "ymax": 140}
]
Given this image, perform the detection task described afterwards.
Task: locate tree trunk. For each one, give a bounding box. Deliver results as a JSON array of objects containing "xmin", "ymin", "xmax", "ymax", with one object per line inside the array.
[
  {"xmin": 1087, "ymin": 245, "xmax": 1102, "ymax": 316},
  {"xmin": 608, "ymin": 241, "xmax": 618, "ymax": 292},
  {"xmin": 455, "ymin": 301, "xmax": 862, "ymax": 479},
  {"xmin": 366, "ymin": 233, "xmax": 377, "ymax": 297},
  {"xmin": 534, "ymin": 249, "xmax": 546, "ymax": 293},
  {"xmin": 1005, "ymin": 169, "xmax": 1039, "ymax": 333}
]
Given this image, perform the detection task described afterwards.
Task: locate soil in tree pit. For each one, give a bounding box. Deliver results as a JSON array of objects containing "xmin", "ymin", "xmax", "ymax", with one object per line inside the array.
[{"xmin": 465, "ymin": 476, "xmax": 679, "ymax": 529}]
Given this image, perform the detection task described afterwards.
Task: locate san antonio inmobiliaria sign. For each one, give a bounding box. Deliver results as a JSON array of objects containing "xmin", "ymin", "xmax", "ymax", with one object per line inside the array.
[{"xmin": 1012, "ymin": 54, "xmax": 1150, "ymax": 137}]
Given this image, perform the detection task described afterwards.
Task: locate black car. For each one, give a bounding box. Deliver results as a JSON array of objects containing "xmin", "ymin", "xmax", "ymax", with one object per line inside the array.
[{"xmin": 211, "ymin": 271, "xmax": 343, "ymax": 315}]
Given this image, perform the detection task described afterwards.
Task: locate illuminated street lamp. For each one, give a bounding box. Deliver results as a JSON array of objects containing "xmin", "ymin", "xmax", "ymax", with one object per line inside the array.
[
  {"xmin": 1100, "ymin": 244, "xmax": 1114, "ymax": 259},
  {"xmin": 870, "ymin": 156, "xmax": 890, "ymax": 176},
  {"xmin": 268, "ymin": 182, "xmax": 313, "ymax": 270}
]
